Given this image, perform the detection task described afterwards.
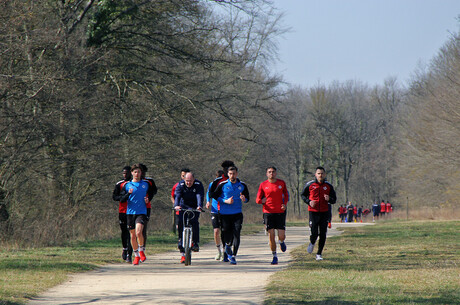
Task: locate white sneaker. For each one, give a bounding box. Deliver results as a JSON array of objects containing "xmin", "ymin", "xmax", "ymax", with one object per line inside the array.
[
  {"xmin": 316, "ymin": 254, "xmax": 323, "ymax": 261},
  {"xmin": 307, "ymin": 243, "xmax": 314, "ymax": 254},
  {"xmin": 215, "ymin": 252, "xmax": 222, "ymax": 261}
]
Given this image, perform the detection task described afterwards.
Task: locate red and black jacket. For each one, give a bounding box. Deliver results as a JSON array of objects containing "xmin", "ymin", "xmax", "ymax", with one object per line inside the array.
[
  {"xmin": 301, "ymin": 179, "xmax": 337, "ymax": 212},
  {"xmin": 112, "ymin": 179, "xmax": 129, "ymax": 213}
]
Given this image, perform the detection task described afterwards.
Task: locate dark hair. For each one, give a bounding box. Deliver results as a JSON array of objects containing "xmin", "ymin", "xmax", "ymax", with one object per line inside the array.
[
  {"xmin": 181, "ymin": 168, "xmax": 191, "ymax": 173},
  {"xmin": 139, "ymin": 163, "xmax": 148, "ymax": 173},
  {"xmin": 221, "ymin": 160, "xmax": 235, "ymax": 169},
  {"xmin": 266, "ymin": 166, "xmax": 277, "ymax": 171},
  {"xmin": 131, "ymin": 163, "xmax": 141, "ymax": 172},
  {"xmin": 228, "ymin": 166, "xmax": 238, "ymax": 172},
  {"xmin": 216, "ymin": 170, "xmax": 225, "ymax": 177},
  {"xmin": 316, "ymin": 166, "xmax": 325, "ymax": 172},
  {"xmin": 123, "ymin": 166, "xmax": 131, "ymax": 172}
]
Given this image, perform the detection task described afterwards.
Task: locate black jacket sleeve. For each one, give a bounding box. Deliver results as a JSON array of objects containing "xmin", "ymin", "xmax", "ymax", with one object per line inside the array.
[
  {"xmin": 241, "ymin": 182, "xmax": 250, "ymax": 202},
  {"xmin": 146, "ymin": 179, "xmax": 158, "ymax": 201},
  {"xmin": 301, "ymin": 183, "xmax": 311, "ymax": 204},
  {"xmin": 211, "ymin": 182, "xmax": 224, "ymax": 201},
  {"xmin": 112, "ymin": 182, "xmax": 123, "ymax": 201},
  {"xmin": 328, "ymin": 184, "xmax": 337, "ymax": 205}
]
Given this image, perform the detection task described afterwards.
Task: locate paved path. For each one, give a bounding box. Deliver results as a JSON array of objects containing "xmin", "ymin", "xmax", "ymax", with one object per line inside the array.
[{"xmin": 29, "ymin": 223, "xmax": 371, "ymax": 305}]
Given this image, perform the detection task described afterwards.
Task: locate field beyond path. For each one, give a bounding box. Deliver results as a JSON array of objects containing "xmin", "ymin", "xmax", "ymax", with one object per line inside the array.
[{"xmin": 28, "ymin": 224, "xmax": 368, "ymax": 305}]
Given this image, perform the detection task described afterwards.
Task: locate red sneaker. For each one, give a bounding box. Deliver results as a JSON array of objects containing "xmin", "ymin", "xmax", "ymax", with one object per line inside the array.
[
  {"xmin": 180, "ymin": 256, "xmax": 185, "ymax": 264},
  {"xmin": 328, "ymin": 222, "xmax": 332, "ymax": 228},
  {"xmin": 133, "ymin": 256, "xmax": 140, "ymax": 265},
  {"xmin": 139, "ymin": 251, "xmax": 146, "ymax": 262}
]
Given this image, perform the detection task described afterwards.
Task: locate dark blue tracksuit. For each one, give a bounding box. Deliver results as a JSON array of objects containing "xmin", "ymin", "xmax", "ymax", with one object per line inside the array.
[{"xmin": 174, "ymin": 180, "xmax": 204, "ymax": 249}]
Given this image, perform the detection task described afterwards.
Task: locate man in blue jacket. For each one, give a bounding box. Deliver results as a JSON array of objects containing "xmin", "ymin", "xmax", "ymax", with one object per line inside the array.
[
  {"xmin": 212, "ymin": 166, "xmax": 250, "ymax": 265},
  {"xmin": 174, "ymin": 172, "xmax": 204, "ymax": 263}
]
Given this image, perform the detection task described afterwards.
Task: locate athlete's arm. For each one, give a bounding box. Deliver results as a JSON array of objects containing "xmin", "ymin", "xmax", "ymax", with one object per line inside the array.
[
  {"xmin": 255, "ymin": 183, "xmax": 265, "ymax": 205},
  {"xmin": 301, "ymin": 183, "xmax": 311, "ymax": 204}
]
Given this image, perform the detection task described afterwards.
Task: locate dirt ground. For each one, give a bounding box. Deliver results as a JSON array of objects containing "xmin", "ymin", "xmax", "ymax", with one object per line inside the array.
[{"xmin": 28, "ymin": 223, "xmax": 371, "ymax": 305}]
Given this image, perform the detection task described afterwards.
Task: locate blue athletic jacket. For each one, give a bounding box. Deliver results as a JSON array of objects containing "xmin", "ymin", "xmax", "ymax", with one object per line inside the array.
[
  {"xmin": 211, "ymin": 178, "xmax": 249, "ymax": 215},
  {"xmin": 206, "ymin": 182, "xmax": 219, "ymax": 214},
  {"xmin": 174, "ymin": 180, "xmax": 204, "ymax": 209}
]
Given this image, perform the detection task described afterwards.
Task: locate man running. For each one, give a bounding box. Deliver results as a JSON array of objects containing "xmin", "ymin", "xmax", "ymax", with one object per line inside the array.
[
  {"xmin": 206, "ymin": 169, "xmax": 225, "ymax": 261},
  {"xmin": 301, "ymin": 166, "xmax": 337, "ymax": 261},
  {"xmin": 174, "ymin": 172, "xmax": 204, "ymax": 263},
  {"xmin": 139, "ymin": 164, "xmax": 157, "ymax": 247},
  {"xmin": 208, "ymin": 160, "xmax": 235, "ymax": 262},
  {"xmin": 256, "ymin": 166, "xmax": 289, "ymax": 265},
  {"xmin": 212, "ymin": 166, "xmax": 249, "ymax": 265},
  {"xmin": 112, "ymin": 166, "xmax": 133, "ymax": 263},
  {"xmin": 120, "ymin": 164, "xmax": 151, "ymax": 265}
]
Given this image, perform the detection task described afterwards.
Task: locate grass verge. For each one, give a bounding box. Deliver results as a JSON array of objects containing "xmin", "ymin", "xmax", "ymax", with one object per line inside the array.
[
  {"xmin": 265, "ymin": 220, "xmax": 460, "ymax": 304},
  {"xmin": 0, "ymin": 223, "xmax": 262, "ymax": 305}
]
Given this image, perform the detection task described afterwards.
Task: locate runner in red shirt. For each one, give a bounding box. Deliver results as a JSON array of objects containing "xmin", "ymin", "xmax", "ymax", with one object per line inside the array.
[
  {"xmin": 380, "ymin": 200, "xmax": 386, "ymax": 218},
  {"xmin": 386, "ymin": 201, "xmax": 392, "ymax": 216},
  {"xmin": 256, "ymin": 166, "xmax": 289, "ymax": 265}
]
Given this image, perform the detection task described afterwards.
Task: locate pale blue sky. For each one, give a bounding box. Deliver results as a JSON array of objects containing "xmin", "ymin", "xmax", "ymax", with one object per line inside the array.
[{"xmin": 271, "ymin": 0, "xmax": 460, "ymax": 87}]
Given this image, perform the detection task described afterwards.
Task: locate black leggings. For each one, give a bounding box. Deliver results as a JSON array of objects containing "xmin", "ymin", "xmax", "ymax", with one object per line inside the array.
[
  {"xmin": 221, "ymin": 213, "xmax": 243, "ymax": 256},
  {"xmin": 309, "ymin": 211, "xmax": 329, "ymax": 255},
  {"xmin": 119, "ymin": 213, "xmax": 133, "ymax": 256}
]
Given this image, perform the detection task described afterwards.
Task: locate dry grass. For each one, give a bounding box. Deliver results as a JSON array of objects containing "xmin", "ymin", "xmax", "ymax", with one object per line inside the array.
[{"xmin": 265, "ymin": 219, "xmax": 460, "ymax": 304}]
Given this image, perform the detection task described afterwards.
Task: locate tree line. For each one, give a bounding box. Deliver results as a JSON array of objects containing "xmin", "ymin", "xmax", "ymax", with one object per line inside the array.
[{"xmin": 0, "ymin": 1, "xmax": 458, "ymax": 246}]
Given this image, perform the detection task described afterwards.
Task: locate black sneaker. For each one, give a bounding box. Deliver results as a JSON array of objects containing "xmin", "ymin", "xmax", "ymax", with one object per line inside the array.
[
  {"xmin": 125, "ymin": 255, "xmax": 132, "ymax": 263},
  {"xmin": 191, "ymin": 243, "xmax": 199, "ymax": 252},
  {"xmin": 122, "ymin": 249, "xmax": 128, "ymax": 261}
]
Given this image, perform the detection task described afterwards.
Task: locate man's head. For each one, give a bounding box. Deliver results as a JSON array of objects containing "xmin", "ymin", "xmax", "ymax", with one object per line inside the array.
[
  {"xmin": 228, "ymin": 166, "xmax": 238, "ymax": 182},
  {"xmin": 266, "ymin": 166, "xmax": 277, "ymax": 181},
  {"xmin": 216, "ymin": 169, "xmax": 225, "ymax": 178},
  {"xmin": 122, "ymin": 166, "xmax": 132, "ymax": 181},
  {"xmin": 184, "ymin": 172, "xmax": 195, "ymax": 188},
  {"xmin": 181, "ymin": 168, "xmax": 191, "ymax": 180},
  {"xmin": 315, "ymin": 166, "xmax": 326, "ymax": 183},
  {"xmin": 131, "ymin": 164, "xmax": 142, "ymax": 181}
]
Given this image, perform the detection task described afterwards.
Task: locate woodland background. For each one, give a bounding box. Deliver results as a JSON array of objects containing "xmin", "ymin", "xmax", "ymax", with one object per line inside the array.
[{"xmin": 0, "ymin": 0, "xmax": 458, "ymax": 246}]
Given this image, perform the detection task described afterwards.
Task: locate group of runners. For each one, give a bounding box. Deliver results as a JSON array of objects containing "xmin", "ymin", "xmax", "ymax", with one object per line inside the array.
[
  {"xmin": 372, "ymin": 200, "xmax": 393, "ymax": 221},
  {"xmin": 337, "ymin": 200, "xmax": 393, "ymax": 223},
  {"xmin": 112, "ymin": 161, "xmax": 338, "ymax": 265}
]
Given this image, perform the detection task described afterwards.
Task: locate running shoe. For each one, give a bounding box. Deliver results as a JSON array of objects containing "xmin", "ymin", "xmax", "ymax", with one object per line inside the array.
[
  {"xmin": 271, "ymin": 256, "xmax": 278, "ymax": 265},
  {"xmin": 139, "ymin": 251, "xmax": 146, "ymax": 262},
  {"xmin": 328, "ymin": 222, "xmax": 332, "ymax": 228},
  {"xmin": 122, "ymin": 249, "xmax": 128, "ymax": 261},
  {"xmin": 225, "ymin": 244, "xmax": 233, "ymax": 256},
  {"xmin": 229, "ymin": 256, "xmax": 237, "ymax": 265},
  {"xmin": 126, "ymin": 255, "xmax": 132, "ymax": 263},
  {"xmin": 215, "ymin": 252, "xmax": 222, "ymax": 261},
  {"xmin": 280, "ymin": 242, "xmax": 287, "ymax": 252},
  {"xmin": 316, "ymin": 254, "xmax": 323, "ymax": 261},
  {"xmin": 133, "ymin": 256, "xmax": 140, "ymax": 265},
  {"xmin": 222, "ymin": 252, "xmax": 229, "ymax": 262},
  {"xmin": 307, "ymin": 242, "xmax": 314, "ymax": 254},
  {"xmin": 180, "ymin": 255, "xmax": 186, "ymax": 264},
  {"xmin": 191, "ymin": 243, "xmax": 200, "ymax": 252}
]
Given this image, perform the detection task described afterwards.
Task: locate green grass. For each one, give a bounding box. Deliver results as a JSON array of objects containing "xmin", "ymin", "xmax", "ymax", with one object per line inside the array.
[
  {"xmin": 265, "ymin": 220, "xmax": 460, "ymax": 305},
  {"xmin": 0, "ymin": 223, "xmax": 263, "ymax": 305}
]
